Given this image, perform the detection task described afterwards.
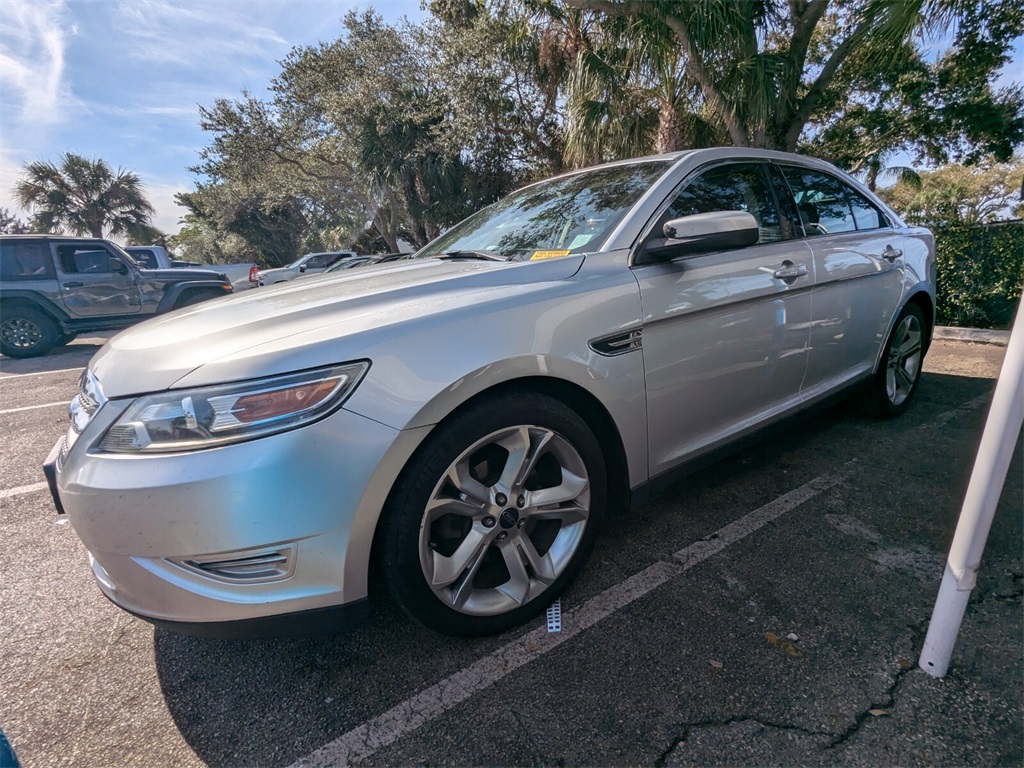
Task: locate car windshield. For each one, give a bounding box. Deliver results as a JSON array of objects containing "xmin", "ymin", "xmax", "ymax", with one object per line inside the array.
[{"xmin": 416, "ymin": 160, "xmax": 673, "ymax": 261}]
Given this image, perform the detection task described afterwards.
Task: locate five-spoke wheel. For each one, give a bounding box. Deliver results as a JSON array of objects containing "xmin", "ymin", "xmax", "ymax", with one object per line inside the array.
[
  {"xmin": 861, "ymin": 302, "xmax": 926, "ymax": 417},
  {"xmin": 380, "ymin": 393, "xmax": 606, "ymax": 636}
]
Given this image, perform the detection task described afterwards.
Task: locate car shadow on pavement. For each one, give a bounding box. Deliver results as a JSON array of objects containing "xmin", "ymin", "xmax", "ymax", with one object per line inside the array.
[
  {"xmin": 151, "ymin": 372, "xmax": 1017, "ymax": 767},
  {"xmin": 152, "ymin": 588, "xmax": 493, "ymax": 766}
]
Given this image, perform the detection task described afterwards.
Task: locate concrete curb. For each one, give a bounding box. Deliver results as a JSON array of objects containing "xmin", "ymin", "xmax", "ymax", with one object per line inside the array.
[{"xmin": 934, "ymin": 326, "xmax": 1010, "ymax": 346}]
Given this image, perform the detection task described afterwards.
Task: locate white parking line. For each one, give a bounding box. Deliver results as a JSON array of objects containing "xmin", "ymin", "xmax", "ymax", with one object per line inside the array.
[
  {"xmin": 0, "ymin": 366, "xmax": 85, "ymax": 380},
  {"xmin": 0, "ymin": 481, "xmax": 48, "ymax": 500},
  {"xmin": 290, "ymin": 466, "xmax": 851, "ymax": 767},
  {"xmin": 0, "ymin": 401, "xmax": 68, "ymax": 415}
]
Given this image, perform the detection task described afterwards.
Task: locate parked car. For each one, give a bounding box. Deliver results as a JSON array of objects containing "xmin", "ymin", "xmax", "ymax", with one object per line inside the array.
[
  {"xmin": 124, "ymin": 245, "xmax": 200, "ymax": 269},
  {"xmin": 44, "ymin": 149, "xmax": 934, "ymax": 639},
  {"xmin": 125, "ymin": 246, "xmax": 260, "ymax": 292},
  {"xmin": 316, "ymin": 252, "xmax": 408, "ymax": 275},
  {"xmin": 255, "ymin": 251, "xmax": 359, "ymax": 285},
  {"xmin": 1, "ymin": 236, "xmax": 233, "ymax": 358}
]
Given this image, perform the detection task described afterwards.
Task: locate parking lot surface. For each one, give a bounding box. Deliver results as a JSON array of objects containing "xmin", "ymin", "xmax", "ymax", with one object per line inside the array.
[{"xmin": 1, "ymin": 334, "xmax": 1020, "ymax": 767}]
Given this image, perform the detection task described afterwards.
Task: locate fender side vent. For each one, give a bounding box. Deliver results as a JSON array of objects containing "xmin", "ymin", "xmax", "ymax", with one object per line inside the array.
[
  {"xmin": 177, "ymin": 546, "xmax": 295, "ymax": 582},
  {"xmin": 590, "ymin": 329, "xmax": 643, "ymax": 356}
]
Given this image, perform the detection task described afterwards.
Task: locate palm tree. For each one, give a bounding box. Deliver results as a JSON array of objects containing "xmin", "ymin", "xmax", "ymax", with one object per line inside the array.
[{"xmin": 13, "ymin": 153, "xmax": 159, "ymax": 240}]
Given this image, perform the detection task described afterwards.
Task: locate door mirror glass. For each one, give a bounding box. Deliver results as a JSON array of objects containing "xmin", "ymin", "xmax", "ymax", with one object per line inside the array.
[{"xmin": 110, "ymin": 258, "xmax": 129, "ymax": 275}]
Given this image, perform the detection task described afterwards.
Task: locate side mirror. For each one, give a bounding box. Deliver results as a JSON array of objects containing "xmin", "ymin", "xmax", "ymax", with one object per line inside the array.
[
  {"xmin": 645, "ymin": 211, "xmax": 760, "ymax": 261},
  {"xmin": 298, "ymin": 264, "xmax": 307, "ymax": 273},
  {"xmin": 110, "ymin": 258, "xmax": 129, "ymax": 275}
]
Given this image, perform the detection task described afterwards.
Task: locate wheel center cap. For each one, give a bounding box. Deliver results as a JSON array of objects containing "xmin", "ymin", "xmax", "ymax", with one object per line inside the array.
[{"xmin": 499, "ymin": 508, "xmax": 519, "ymax": 529}]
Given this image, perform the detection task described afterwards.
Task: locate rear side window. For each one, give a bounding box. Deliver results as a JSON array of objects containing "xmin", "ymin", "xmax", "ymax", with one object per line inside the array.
[
  {"xmin": 780, "ymin": 167, "xmax": 887, "ymax": 236},
  {"xmin": 0, "ymin": 242, "xmax": 52, "ymax": 280}
]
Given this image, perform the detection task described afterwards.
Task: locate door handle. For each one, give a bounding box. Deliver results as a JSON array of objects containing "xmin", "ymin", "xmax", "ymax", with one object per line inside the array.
[
  {"xmin": 772, "ymin": 262, "xmax": 809, "ymax": 281},
  {"xmin": 881, "ymin": 245, "xmax": 903, "ymax": 262},
  {"xmin": 62, "ymin": 281, "xmax": 84, "ymax": 287}
]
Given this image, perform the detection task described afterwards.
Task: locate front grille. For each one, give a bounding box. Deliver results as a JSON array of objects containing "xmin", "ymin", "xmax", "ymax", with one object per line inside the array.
[{"xmin": 175, "ymin": 546, "xmax": 295, "ymax": 583}]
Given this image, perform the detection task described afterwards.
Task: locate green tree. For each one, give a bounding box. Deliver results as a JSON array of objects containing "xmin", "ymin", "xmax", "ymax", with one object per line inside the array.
[
  {"xmin": 0, "ymin": 208, "xmax": 30, "ymax": 234},
  {"xmin": 813, "ymin": 1, "xmax": 1024, "ymax": 183},
  {"xmin": 880, "ymin": 157, "xmax": 1024, "ymax": 227},
  {"xmin": 191, "ymin": 10, "xmax": 521, "ymax": 256},
  {"xmin": 12, "ymin": 153, "xmax": 160, "ymax": 240},
  {"xmin": 556, "ymin": 0, "xmax": 1023, "ymax": 160}
]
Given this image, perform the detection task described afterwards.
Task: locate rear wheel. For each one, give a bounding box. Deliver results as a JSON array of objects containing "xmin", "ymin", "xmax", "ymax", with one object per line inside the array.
[
  {"xmin": 379, "ymin": 393, "xmax": 606, "ymax": 637},
  {"xmin": 860, "ymin": 303, "xmax": 926, "ymax": 418},
  {"xmin": 0, "ymin": 307, "xmax": 59, "ymax": 358}
]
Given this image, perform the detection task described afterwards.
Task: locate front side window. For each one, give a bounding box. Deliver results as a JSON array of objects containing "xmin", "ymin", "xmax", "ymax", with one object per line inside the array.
[
  {"xmin": 417, "ymin": 160, "xmax": 673, "ymax": 261},
  {"xmin": 58, "ymin": 246, "xmax": 117, "ymax": 274},
  {"xmin": 305, "ymin": 254, "xmax": 336, "ymax": 269},
  {"xmin": 663, "ymin": 163, "xmax": 785, "ymax": 244}
]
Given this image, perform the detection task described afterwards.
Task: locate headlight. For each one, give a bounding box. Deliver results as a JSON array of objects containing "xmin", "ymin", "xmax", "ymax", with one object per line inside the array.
[{"xmin": 98, "ymin": 362, "xmax": 369, "ymax": 453}]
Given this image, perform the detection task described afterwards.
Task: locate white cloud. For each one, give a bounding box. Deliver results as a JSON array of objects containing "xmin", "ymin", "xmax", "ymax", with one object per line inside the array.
[
  {"xmin": 0, "ymin": 0, "xmax": 78, "ymax": 125},
  {"xmin": 143, "ymin": 180, "xmax": 192, "ymax": 235},
  {"xmin": 112, "ymin": 0, "xmax": 293, "ymax": 70}
]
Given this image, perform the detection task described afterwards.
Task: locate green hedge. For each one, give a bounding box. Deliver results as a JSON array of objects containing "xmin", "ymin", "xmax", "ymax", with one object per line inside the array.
[{"xmin": 932, "ymin": 219, "xmax": 1024, "ymax": 329}]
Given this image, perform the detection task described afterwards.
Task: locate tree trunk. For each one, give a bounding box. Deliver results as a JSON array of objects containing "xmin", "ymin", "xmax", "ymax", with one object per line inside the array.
[{"xmin": 654, "ymin": 100, "xmax": 688, "ymax": 153}]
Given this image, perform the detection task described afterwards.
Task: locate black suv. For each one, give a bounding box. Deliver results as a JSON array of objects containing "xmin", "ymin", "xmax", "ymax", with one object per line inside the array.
[{"xmin": 0, "ymin": 236, "xmax": 233, "ymax": 358}]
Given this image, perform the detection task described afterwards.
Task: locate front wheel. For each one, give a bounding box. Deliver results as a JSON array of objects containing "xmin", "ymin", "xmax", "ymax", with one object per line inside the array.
[
  {"xmin": 0, "ymin": 307, "xmax": 59, "ymax": 358},
  {"xmin": 379, "ymin": 393, "xmax": 607, "ymax": 637},
  {"xmin": 177, "ymin": 289, "xmax": 223, "ymax": 308},
  {"xmin": 860, "ymin": 303, "xmax": 926, "ymax": 418}
]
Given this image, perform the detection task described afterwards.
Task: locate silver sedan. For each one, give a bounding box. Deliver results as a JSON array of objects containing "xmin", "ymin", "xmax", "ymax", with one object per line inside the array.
[{"xmin": 44, "ymin": 148, "xmax": 935, "ymax": 638}]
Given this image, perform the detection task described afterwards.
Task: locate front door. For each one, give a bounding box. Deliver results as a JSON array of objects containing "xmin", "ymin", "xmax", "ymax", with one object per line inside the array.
[
  {"xmin": 53, "ymin": 242, "xmax": 143, "ymax": 318},
  {"xmin": 635, "ymin": 162, "xmax": 814, "ymax": 478}
]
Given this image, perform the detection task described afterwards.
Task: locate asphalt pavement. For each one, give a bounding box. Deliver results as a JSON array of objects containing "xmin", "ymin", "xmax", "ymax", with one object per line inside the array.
[{"xmin": 0, "ymin": 333, "xmax": 1020, "ymax": 767}]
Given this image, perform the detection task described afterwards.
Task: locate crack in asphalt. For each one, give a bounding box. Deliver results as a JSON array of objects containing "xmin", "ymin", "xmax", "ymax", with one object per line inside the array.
[
  {"xmin": 657, "ymin": 619, "xmax": 933, "ymax": 764},
  {"xmin": 654, "ymin": 716, "xmax": 833, "ymax": 766},
  {"xmin": 825, "ymin": 660, "xmax": 918, "ymax": 750}
]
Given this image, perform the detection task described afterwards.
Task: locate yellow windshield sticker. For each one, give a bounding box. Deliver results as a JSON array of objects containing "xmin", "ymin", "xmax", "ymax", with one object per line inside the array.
[{"xmin": 530, "ymin": 250, "xmax": 571, "ymax": 260}]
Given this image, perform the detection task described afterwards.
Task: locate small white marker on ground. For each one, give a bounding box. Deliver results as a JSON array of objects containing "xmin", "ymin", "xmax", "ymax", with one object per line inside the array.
[{"xmin": 546, "ymin": 599, "xmax": 562, "ymax": 633}]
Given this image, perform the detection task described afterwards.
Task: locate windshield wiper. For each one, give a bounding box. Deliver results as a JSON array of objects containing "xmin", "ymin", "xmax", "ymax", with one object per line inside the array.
[{"xmin": 435, "ymin": 250, "xmax": 510, "ymax": 262}]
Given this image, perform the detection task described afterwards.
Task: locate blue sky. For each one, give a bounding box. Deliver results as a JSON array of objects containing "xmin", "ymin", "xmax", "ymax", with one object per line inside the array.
[{"xmin": 0, "ymin": 0, "xmax": 424, "ymax": 235}]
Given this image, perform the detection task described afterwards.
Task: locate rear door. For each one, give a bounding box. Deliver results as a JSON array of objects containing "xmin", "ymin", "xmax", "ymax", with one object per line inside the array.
[
  {"xmin": 52, "ymin": 242, "xmax": 143, "ymax": 318},
  {"xmin": 634, "ymin": 161, "xmax": 814, "ymax": 477},
  {"xmin": 774, "ymin": 166, "xmax": 905, "ymax": 396}
]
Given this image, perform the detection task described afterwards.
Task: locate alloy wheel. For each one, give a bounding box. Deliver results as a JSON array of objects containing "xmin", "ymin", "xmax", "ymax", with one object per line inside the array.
[
  {"xmin": 0, "ymin": 317, "xmax": 43, "ymax": 350},
  {"xmin": 418, "ymin": 425, "xmax": 590, "ymax": 616},
  {"xmin": 885, "ymin": 313, "xmax": 923, "ymax": 406}
]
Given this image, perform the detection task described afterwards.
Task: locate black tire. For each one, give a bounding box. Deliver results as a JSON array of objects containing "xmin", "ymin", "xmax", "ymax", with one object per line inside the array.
[
  {"xmin": 177, "ymin": 289, "xmax": 223, "ymax": 308},
  {"xmin": 860, "ymin": 302, "xmax": 926, "ymax": 418},
  {"xmin": 0, "ymin": 306, "xmax": 59, "ymax": 358},
  {"xmin": 58, "ymin": 332, "xmax": 78, "ymax": 346},
  {"xmin": 379, "ymin": 392, "xmax": 607, "ymax": 637}
]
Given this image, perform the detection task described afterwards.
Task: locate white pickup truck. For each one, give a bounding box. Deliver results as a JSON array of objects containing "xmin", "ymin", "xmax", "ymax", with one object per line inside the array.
[{"xmin": 125, "ymin": 245, "xmax": 259, "ymax": 292}]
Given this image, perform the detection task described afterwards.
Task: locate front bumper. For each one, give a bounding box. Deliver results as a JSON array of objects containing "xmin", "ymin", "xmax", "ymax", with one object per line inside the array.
[{"xmin": 47, "ymin": 402, "xmax": 411, "ymax": 637}]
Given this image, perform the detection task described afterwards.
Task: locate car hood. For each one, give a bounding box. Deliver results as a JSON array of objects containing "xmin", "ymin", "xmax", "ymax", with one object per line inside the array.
[{"xmin": 91, "ymin": 256, "xmax": 585, "ymax": 397}]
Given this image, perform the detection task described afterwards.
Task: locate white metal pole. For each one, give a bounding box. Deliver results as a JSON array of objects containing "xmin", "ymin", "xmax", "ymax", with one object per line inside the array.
[{"xmin": 919, "ymin": 294, "xmax": 1024, "ymax": 677}]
